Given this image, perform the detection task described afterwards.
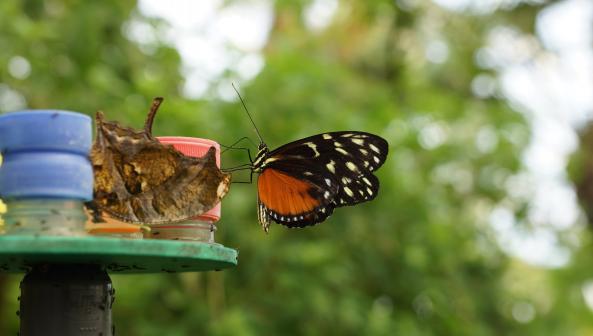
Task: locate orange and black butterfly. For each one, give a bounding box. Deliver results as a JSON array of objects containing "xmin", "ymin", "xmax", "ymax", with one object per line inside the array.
[{"xmin": 229, "ymin": 87, "xmax": 388, "ymax": 233}]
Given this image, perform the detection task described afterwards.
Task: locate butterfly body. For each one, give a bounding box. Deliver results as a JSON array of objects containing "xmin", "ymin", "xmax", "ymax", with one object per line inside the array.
[{"xmin": 252, "ymin": 131, "xmax": 388, "ymax": 232}]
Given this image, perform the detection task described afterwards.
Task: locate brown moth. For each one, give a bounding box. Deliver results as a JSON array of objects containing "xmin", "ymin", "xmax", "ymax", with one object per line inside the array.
[{"xmin": 89, "ymin": 97, "xmax": 231, "ymax": 224}]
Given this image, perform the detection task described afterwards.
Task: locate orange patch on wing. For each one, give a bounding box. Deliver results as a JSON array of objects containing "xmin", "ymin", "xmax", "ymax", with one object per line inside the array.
[{"xmin": 258, "ymin": 168, "xmax": 320, "ymax": 215}]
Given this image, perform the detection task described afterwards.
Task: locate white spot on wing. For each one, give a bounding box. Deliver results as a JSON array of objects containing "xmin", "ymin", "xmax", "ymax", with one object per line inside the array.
[
  {"xmin": 341, "ymin": 133, "xmax": 354, "ymax": 137},
  {"xmin": 363, "ymin": 177, "xmax": 372, "ymax": 186},
  {"xmin": 322, "ymin": 134, "xmax": 332, "ymax": 140},
  {"xmin": 367, "ymin": 187, "xmax": 373, "ymax": 196},
  {"xmin": 341, "ymin": 177, "xmax": 351, "ymax": 184},
  {"xmin": 359, "ymin": 148, "xmax": 368, "ymax": 155},
  {"xmin": 304, "ymin": 171, "xmax": 313, "ymax": 176},
  {"xmin": 370, "ymin": 144, "xmax": 380, "ymax": 153},
  {"xmin": 326, "ymin": 160, "xmax": 336, "ymax": 173},
  {"xmin": 351, "ymin": 138, "xmax": 364, "ymax": 145},
  {"xmin": 346, "ymin": 162, "xmax": 358, "ymax": 172},
  {"xmin": 334, "ymin": 141, "xmax": 343, "ymax": 147},
  {"xmin": 336, "ymin": 147, "xmax": 349, "ymax": 155},
  {"xmin": 325, "ymin": 178, "xmax": 332, "ymax": 186},
  {"xmin": 305, "ymin": 142, "xmax": 320, "ymax": 157},
  {"xmin": 373, "ymin": 156, "xmax": 380, "ymax": 164},
  {"xmin": 344, "ymin": 187, "xmax": 354, "ymax": 197},
  {"xmin": 324, "ymin": 191, "xmax": 330, "ymax": 199}
]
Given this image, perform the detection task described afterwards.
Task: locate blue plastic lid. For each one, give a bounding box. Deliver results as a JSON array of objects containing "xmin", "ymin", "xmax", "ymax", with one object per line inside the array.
[
  {"xmin": 0, "ymin": 110, "xmax": 91, "ymax": 155},
  {"xmin": 0, "ymin": 153, "xmax": 93, "ymax": 200},
  {"xmin": 0, "ymin": 110, "xmax": 93, "ymax": 200}
]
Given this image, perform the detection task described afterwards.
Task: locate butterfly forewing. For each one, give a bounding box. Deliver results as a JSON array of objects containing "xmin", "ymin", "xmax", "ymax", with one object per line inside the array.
[
  {"xmin": 256, "ymin": 131, "xmax": 388, "ymax": 229},
  {"xmin": 268, "ymin": 131, "xmax": 388, "ymax": 172}
]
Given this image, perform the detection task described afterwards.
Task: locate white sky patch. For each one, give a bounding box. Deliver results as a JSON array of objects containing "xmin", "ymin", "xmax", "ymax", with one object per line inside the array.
[
  {"xmin": 477, "ymin": 26, "xmax": 539, "ymax": 69},
  {"xmin": 475, "ymin": 125, "xmax": 499, "ymax": 153},
  {"xmin": 471, "ymin": 74, "xmax": 497, "ymax": 98},
  {"xmin": 136, "ymin": 0, "xmax": 273, "ymax": 99},
  {"xmin": 425, "ymin": 39, "xmax": 449, "ymax": 64},
  {"xmin": 432, "ymin": 0, "xmax": 474, "ymax": 12},
  {"xmin": 123, "ymin": 16, "xmax": 159, "ymax": 46},
  {"xmin": 138, "ymin": 0, "xmax": 220, "ymax": 31},
  {"xmin": 582, "ymin": 280, "xmax": 593, "ymax": 312},
  {"xmin": 213, "ymin": 4, "xmax": 273, "ymax": 51},
  {"xmin": 512, "ymin": 301, "xmax": 536, "ymax": 324},
  {"xmin": 418, "ymin": 122, "xmax": 448, "ymax": 149},
  {"xmin": 0, "ymin": 84, "xmax": 26, "ymax": 112},
  {"xmin": 432, "ymin": 0, "xmax": 545, "ymax": 14},
  {"xmin": 537, "ymin": 0, "xmax": 593, "ymax": 52},
  {"xmin": 235, "ymin": 53, "xmax": 265, "ymax": 80},
  {"xmin": 8, "ymin": 56, "xmax": 31, "ymax": 80},
  {"xmin": 303, "ymin": 0, "xmax": 339, "ymax": 32},
  {"xmin": 489, "ymin": 206, "xmax": 571, "ymax": 267},
  {"xmin": 481, "ymin": 0, "xmax": 593, "ymax": 268}
]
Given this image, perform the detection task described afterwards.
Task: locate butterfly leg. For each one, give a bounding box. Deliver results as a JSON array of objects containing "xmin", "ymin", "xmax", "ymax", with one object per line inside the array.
[
  {"xmin": 222, "ymin": 164, "xmax": 252, "ymax": 172},
  {"xmin": 220, "ymin": 137, "xmax": 255, "ymax": 162},
  {"xmin": 227, "ymin": 170, "xmax": 254, "ymax": 184},
  {"xmin": 222, "ymin": 136, "xmax": 257, "ymax": 149}
]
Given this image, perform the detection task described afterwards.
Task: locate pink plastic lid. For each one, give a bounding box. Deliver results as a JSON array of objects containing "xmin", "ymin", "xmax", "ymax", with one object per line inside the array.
[{"xmin": 157, "ymin": 136, "xmax": 222, "ymax": 223}]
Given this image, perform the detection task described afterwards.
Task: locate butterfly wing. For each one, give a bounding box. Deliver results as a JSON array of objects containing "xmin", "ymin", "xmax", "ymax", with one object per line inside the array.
[
  {"xmin": 91, "ymin": 107, "xmax": 232, "ymax": 224},
  {"xmin": 269, "ymin": 131, "xmax": 388, "ymax": 173},
  {"xmin": 257, "ymin": 131, "xmax": 388, "ymax": 229},
  {"xmin": 257, "ymin": 162, "xmax": 339, "ymax": 231}
]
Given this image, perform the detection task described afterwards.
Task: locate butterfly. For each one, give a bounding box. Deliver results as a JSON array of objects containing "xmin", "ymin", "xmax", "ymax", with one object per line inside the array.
[
  {"xmin": 252, "ymin": 131, "xmax": 388, "ymax": 232},
  {"xmin": 229, "ymin": 87, "xmax": 388, "ymax": 233},
  {"xmin": 89, "ymin": 97, "xmax": 231, "ymax": 224}
]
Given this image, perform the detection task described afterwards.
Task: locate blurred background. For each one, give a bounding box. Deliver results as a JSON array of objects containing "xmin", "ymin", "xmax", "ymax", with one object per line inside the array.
[{"xmin": 0, "ymin": 0, "xmax": 593, "ymax": 334}]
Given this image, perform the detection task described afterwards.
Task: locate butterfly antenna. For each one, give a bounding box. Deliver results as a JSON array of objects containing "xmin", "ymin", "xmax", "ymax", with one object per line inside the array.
[{"xmin": 232, "ymin": 83, "xmax": 265, "ymax": 145}]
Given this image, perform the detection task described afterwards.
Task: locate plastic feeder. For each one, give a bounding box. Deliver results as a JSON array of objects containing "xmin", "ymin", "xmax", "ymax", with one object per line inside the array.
[{"xmin": 0, "ymin": 111, "xmax": 238, "ymax": 336}]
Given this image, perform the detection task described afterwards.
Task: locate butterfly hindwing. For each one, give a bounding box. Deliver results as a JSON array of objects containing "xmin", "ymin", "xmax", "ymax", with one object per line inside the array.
[{"xmin": 257, "ymin": 162, "xmax": 339, "ymax": 230}]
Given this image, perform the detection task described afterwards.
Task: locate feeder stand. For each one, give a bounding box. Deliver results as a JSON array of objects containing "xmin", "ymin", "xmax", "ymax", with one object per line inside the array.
[{"xmin": 0, "ymin": 110, "xmax": 237, "ymax": 335}]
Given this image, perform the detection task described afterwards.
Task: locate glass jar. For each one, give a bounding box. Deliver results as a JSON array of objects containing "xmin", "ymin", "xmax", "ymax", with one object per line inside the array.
[
  {"xmin": 0, "ymin": 110, "xmax": 93, "ymax": 237},
  {"xmin": 150, "ymin": 137, "xmax": 224, "ymax": 243},
  {"xmin": 146, "ymin": 221, "xmax": 216, "ymax": 242},
  {"xmin": 2, "ymin": 199, "xmax": 88, "ymax": 236}
]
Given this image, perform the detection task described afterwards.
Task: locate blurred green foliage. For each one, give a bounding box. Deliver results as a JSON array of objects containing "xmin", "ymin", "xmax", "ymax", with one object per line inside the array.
[{"xmin": 1, "ymin": 0, "xmax": 593, "ymax": 335}]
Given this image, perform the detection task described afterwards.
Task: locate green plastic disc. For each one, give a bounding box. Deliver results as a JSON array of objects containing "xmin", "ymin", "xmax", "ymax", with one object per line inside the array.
[{"xmin": 0, "ymin": 235, "xmax": 237, "ymax": 274}]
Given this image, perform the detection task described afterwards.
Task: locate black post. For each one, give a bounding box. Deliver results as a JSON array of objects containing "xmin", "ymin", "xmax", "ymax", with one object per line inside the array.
[{"xmin": 19, "ymin": 265, "xmax": 115, "ymax": 336}]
